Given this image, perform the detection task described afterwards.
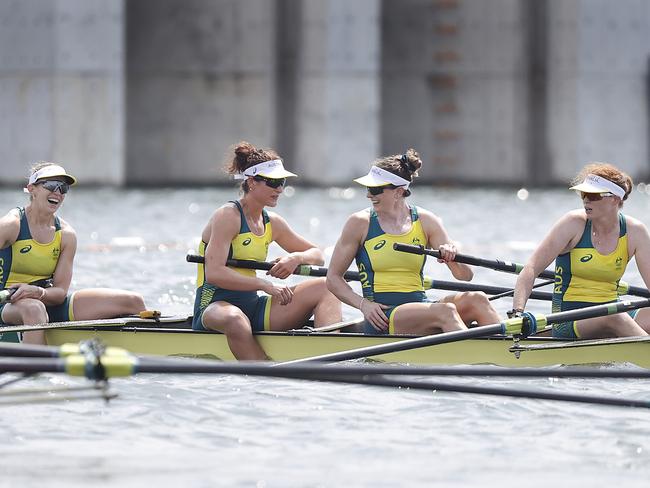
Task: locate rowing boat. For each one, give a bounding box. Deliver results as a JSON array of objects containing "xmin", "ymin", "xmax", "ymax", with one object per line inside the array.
[{"xmin": 2, "ymin": 315, "xmax": 646, "ymax": 368}]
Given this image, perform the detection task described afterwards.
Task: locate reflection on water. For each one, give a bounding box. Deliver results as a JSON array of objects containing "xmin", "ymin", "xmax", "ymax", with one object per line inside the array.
[{"xmin": 1, "ymin": 185, "xmax": 650, "ymax": 486}]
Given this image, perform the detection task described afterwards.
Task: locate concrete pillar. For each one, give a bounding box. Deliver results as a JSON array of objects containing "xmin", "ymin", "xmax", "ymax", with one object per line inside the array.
[
  {"xmin": 382, "ymin": 0, "xmax": 530, "ymax": 185},
  {"xmin": 288, "ymin": 0, "xmax": 381, "ymax": 185},
  {"xmin": 546, "ymin": 0, "xmax": 650, "ymax": 182},
  {"xmin": 0, "ymin": 0, "xmax": 124, "ymax": 186},
  {"xmin": 126, "ymin": 0, "xmax": 276, "ymax": 185}
]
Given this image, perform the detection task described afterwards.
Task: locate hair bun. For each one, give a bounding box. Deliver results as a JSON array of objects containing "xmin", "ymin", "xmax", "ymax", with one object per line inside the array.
[
  {"xmin": 400, "ymin": 148, "xmax": 422, "ymax": 175},
  {"xmin": 234, "ymin": 141, "xmax": 255, "ymax": 165}
]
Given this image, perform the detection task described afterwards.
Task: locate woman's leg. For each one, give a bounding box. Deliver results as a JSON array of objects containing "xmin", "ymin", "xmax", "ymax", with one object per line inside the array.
[
  {"xmin": 70, "ymin": 288, "xmax": 146, "ymax": 320},
  {"xmin": 633, "ymin": 308, "xmax": 650, "ymax": 333},
  {"xmin": 268, "ymin": 278, "xmax": 342, "ymax": 331},
  {"xmin": 391, "ymin": 301, "xmax": 466, "ymax": 335},
  {"xmin": 201, "ymin": 301, "xmax": 269, "ymax": 360},
  {"xmin": 440, "ymin": 292, "xmax": 501, "ymax": 326},
  {"xmin": 1, "ymin": 299, "xmax": 49, "ymax": 344},
  {"xmin": 575, "ymin": 313, "xmax": 648, "ymax": 339}
]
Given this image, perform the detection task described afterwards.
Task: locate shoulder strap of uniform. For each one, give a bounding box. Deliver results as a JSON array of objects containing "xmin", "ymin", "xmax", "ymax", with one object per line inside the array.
[
  {"xmin": 618, "ymin": 212, "xmax": 627, "ymax": 237},
  {"xmin": 15, "ymin": 206, "xmax": 31, "ymax": 241},
  {"xmin": 409, "ymin": 204, "xmax": 419, "ymax": 222},
  {"xmin": 229, "ymin": 200, "xmax": 247, "ymax": 233}
]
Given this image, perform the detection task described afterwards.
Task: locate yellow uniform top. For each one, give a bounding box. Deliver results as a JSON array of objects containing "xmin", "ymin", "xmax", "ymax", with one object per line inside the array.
[
  {"xmin": 195, "ymin": 200, "xmax": 272, "ymax": 289},
  {"xmin": 0, "ymin": 207, "xmax": 61, "ymax": 288},
  {"xmin": 355, "ymin": 205, "xmax": 427, "ymax": 300},
  {"xmin": 553, "ymin": 212, "xmax": 628, "ymax": 309}
]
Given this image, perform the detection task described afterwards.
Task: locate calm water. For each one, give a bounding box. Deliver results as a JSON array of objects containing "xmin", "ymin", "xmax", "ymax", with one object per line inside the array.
[{"xmin": 1, "ymin": 185, "xmax": 650, "ymax": 487}]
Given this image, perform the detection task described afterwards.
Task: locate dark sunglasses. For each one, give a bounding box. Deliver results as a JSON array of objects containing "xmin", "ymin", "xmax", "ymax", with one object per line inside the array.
[
  {"xmin": 39, "ymin": 180, "xmax": 70, "ymax": 194},
  {"xmin": 580, "ymin": 191, "xmax": 613, "ymax": 202},
  {"xmin": 253, "ymin": 175, "xmax": 286, "ymax": 189},
  {"xmin": 367, "ymin": 185, "xmax": 397, "ymax": 196}
]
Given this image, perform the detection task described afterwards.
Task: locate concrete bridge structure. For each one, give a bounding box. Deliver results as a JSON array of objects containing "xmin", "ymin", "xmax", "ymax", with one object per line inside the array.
[{"xmin": 1, "ymin": 0, "xmax": 648, "ymax": 187}]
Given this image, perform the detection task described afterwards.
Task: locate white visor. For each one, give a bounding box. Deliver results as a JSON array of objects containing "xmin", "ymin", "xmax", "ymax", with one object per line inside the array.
[
  {"xmin": 569, "ymin": 174, "xmax": 625, "ymax": 198},
  {"xmin": 234, "ymin": 159, "xmax": 297, "ymax": 180},
  {"xmin": 353, "ymin": 166, "xmax": 410, "ymax": 189},
  {"xmin": 24, "ymin": 165, "xmax": 77, "ymax": 193}
]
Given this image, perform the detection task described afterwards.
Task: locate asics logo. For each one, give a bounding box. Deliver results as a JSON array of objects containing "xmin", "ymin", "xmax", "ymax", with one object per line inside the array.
[
  {"xmin": 242, "ymin": 238, "xmax": 252, "ymax": 246},
  {"xmin": 20, "ymin": 245, "xmax": 32, "ymax": 254},
  {"xmin": 373, "ymin": 240, "xmax": 387, "ymax": 250},
  {"xmin": 580, "ymin": 254, "xmax": 593, "ymax": 262}
]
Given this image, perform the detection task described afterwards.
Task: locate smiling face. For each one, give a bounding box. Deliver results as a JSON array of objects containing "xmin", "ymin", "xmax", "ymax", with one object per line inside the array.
[{"xmin": 28, "ymin": 176, "xmax": 69, "ymax": 211}]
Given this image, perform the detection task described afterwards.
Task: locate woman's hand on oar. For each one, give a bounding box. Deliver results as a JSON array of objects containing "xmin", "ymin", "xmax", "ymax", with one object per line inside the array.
[{"xmin": 393, "ymin": 243, "xmax": 650, "ymax": 298}]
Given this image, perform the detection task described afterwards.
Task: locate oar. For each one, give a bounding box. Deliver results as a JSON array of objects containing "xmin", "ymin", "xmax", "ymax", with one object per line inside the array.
[
  {"xmin": 5, "ymin": 341, "xmax": 650, "ymax": 379},
  {"xmin": 0, "ymin": 311, "xmax": 172, "ymax": 334},
  {"xmin": 281, "ymin": 298, "xmax": 650, "ymax": 364},
  {"xmin": 487, "ymin": 279, "xmax": 554, "ymax": 301},
  {"xmin": 186, "ymin": 254, "xmax": 553, "ymax": 301},
  {"xmin": 0, "ymin": 355, "xmax": 647, "ymax": 408},
  {"xmin": 393, "ymin": 243, "xmax": 650, "ymax": 298}
]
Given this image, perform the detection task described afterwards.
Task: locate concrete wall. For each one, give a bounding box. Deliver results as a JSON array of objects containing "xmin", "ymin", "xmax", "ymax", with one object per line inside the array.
[
  {"xmin": 289, "ymin": 0, "xmax": 381, "ymax": 185},
  {"xmin": 125, "ymin": 0, "xmax": 276, "ymax": 185},
  {"xmin": 1, "ymin": 0, "xmax": 649, "ymax": 187},
  {"xmin": 0, "ymin": 0, "xmax": 124, "ymax": 186},
  {"xmin": 547, "ymin": 0, "xmax": 650, "ymax": 182},
  {"xmin": 382, "ymin": 0, "xmax": 530, "ymax": 185}
]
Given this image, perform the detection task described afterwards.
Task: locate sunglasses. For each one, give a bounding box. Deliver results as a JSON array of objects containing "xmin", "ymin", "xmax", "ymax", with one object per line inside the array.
[
  {"xmin": 580, "ymin": 191, "xmax": 613, "ymax": 202},
  {"xmin": 367, "ymin": 185, "xmax": 397, "ymax": 196},
  {"xmin": 38, "ymin": 180, "xmax": 70, "ymax": 194},
  {"xmin": 253, "ymin": 176, "xmax": 286, "ymax": 189}
]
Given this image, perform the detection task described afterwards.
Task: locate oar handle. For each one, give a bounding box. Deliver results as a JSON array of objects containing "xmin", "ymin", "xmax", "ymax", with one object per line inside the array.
[
  {"xmin": 0, "ymin": 288, "xmax": 16, "ymax": 305},
  {"xmin": 393, "ymin": 243, "xmax": 529, "ymax": 274},
  {"xmin": 186, "ymin": 254, "xmax": 361, "ymax": 281}
]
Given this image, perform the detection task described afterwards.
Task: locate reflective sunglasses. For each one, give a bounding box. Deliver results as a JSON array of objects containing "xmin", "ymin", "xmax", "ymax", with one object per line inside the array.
[
  {"xmin": 38, "ymin": 180, "xmax": 70, "ymax": 194},
  {"xmin": 367, "ymin": 185, "xmax": 397, "ymax": 196},
  {"xmin": 580, "ymin": 191, "xmax": 613, "ymax": 202},
  {"xmin": 253, "ymin": 175, "xmax": 286, "ymax": 189}
]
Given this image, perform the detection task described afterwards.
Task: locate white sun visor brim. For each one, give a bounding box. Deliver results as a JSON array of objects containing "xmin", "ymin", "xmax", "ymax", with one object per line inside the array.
[
  {"xmin": 27, "ymin": 165, "xmax": 77, "ymax": 186},
  {"xmin": 353, "ymin": 166, "xmax": 410, "ymax": 188},
  {"xmin": 569, "ymin": 174, "xmax": 625, "ymax": 198},
  {"xmin": 233, "ymin": 159, "xmax": 297, "ymax": 180}
]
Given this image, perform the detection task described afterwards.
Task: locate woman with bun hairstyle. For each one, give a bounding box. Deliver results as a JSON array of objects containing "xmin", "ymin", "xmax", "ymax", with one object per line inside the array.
[
  {"xmin": 512, "ymin": 162, "xmax": 650, "ymax": 338},
  {"xmin": 326, "ymin": 149, "xmax": 500, "ymax": 335},
  {"xmin": 0, "ymin": 161, "xmax": 147, "ymax": 345},
  {"xmin": 192, "ymin": 141, "xmax": 341, "ymax": 359}
]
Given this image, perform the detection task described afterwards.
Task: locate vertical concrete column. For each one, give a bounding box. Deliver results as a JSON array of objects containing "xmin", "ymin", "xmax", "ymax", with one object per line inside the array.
[
  {"xmin": 546, "ymin": 0, "xmax": 650, "ymax": 181},
  {"xmin": 0, "ymin": 0, "xmax": 124, "ymax": 185},
  {"xmin": 289, "ymin": 0, "xmax": 381, "ymax": 184},
  {"xmin": 382, "ymin": 0, "xmax": 530, "ymax": 184},
  {"xmin": 126, "ymin": 0, "xmax": 276, "ymax": 184}
]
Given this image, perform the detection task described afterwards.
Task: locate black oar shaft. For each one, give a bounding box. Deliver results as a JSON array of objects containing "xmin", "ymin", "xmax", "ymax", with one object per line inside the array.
[
  {"xmin": 186, "ymin": 254, "xmax": 552, "ymax": 301},
  {"xmin": 393, "ymin": 243, "xmax": 650, "ymax": 298},
  {"xmin": 280, "ymin": 324, "xmax": 505, "ymax": 364}
]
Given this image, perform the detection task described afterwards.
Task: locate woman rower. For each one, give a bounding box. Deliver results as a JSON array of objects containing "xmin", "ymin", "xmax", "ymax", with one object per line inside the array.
[
  {"xmin": 193, "ymin": 141, "xmax": 341, "ymax": 360},
  {"xmin": 512, "ymin": 162, "xmax": 650, "ymax": 338},
  {"xmin": 0, "ymin": 162, "xmax": 147, "ymax": 344},
  {"xmin": 326, "ymin": 148, "xmax": 500, "ymax": 335}
]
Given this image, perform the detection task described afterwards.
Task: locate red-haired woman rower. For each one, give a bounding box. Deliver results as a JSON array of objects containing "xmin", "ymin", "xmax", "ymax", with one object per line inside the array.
[{"xmin": 513, "ymin": 162, "xmax": 650, "ymax": 338}]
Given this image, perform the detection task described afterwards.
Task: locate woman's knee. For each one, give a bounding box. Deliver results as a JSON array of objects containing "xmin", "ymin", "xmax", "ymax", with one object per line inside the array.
[
  {"xmin": 205, "ymin": 308, "xmax": 252, "ymax": 337},
  {"xmin": 18, "ymin": 299, "xmax": 48, "ymax": 322},
  {"xmin": 455, "ymin": 291, "xmax": 488, "ymax": 313}
]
